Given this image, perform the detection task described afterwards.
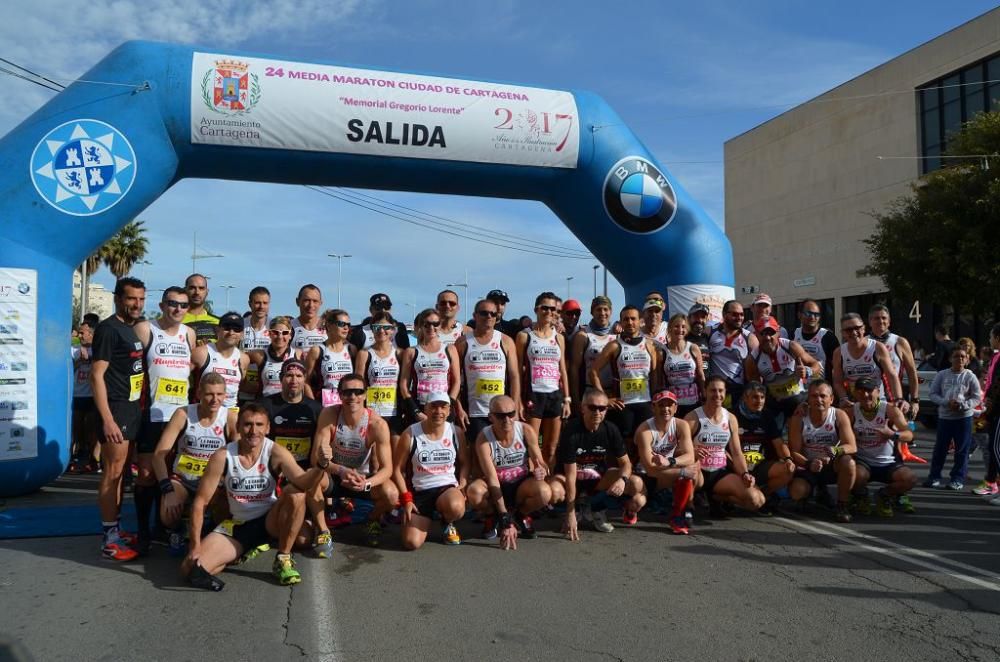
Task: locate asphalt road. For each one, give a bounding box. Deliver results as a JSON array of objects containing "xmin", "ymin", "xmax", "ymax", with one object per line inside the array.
[{"xmin": 3, "ymin": 432, "xmax": 1000, "ymax": 662}]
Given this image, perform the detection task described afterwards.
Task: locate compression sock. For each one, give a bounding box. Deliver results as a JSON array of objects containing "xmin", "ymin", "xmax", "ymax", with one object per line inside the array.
[
  {"xmin": 134, "ymin": 484, "xmax": 156, "ymax": 538},
  {"xmin": 670, "ymin": 477, "xmax": 694, "ymax": 518}
]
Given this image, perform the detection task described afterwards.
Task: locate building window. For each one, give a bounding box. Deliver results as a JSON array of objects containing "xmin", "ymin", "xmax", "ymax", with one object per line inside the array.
[{"xmin": 918, "ymin": 53, "xmax": 1000, "ymax": 174}]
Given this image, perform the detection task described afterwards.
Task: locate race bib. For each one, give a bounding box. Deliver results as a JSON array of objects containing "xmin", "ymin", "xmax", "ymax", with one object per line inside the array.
[
  {"xmin": 675, "ymin": 382, "xmax": 699, "ymax": 403},
  {"xmin": 155, "ymin": 377, "xmax": 189, "ymax": 405},
  {"xmin": 531, "ymin": 365, "xmax": 560, "ymax": 382},
  {"xmin": 176, "ymin": 453, "xmax": 209, "ymax": 477},
  {"xmin": 367, "ymin": 386, "xmax": 396, "ymax": 405},
  {"xmin": 475, "ymin": 379, "xmax": 504, "ymax": 398},
  {"xmin": 322, "ymin": 388, "xmax": 342, "ymax": 407},
  {"xmin": 621, "ymin": 377, "xmax": 647, "ymax": 395},
  {"xmin": 276, "ymin": 436, "xmax": 311, "ymax": 461},
  {"xmin": 742, "ymin": 450, "xmax": 764, "ymax": 468},
  {"xmin": 129, "ymin": 373, "xmax": 143, "ymax": 402},
  {"xmin": 214, "ymin": 518, "xmax": 244, "ymax": 537},
  {"xmin": 767, "ymin": 379, "xmax": 802, "ymax": 400}
]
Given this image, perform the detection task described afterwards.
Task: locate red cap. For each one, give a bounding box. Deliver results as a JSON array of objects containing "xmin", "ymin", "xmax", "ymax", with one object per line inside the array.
[
  {"xmin": 562, "ymin": 299, "xmax": 581, "ymax": 312},
  {"xmin": 752, "ymin": 293, "xmax": 772, "ymax": 306},
  {"xmin": 653, "ymin": 390, "xmax": 678, "ymax": 404},
  {"xmin": 754, "ymin": 315, "xmax": 780, "ymax": 333}
]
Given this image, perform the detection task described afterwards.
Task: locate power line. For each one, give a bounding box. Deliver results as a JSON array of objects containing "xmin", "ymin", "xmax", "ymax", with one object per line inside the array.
[
  {"xmin": 0, "ymin": 57, "xmax": 64, "ymax": 90},
  {"xmin": 0, "ymin": 65, "xmax": 61, "ymax": 92},
  {"xmin": 305, "ymin": 186, "xmax": 594, "ymax": 260},
  {"xmin": 333, "ymin": 187, "xmax": 592, "ymax": 256}
]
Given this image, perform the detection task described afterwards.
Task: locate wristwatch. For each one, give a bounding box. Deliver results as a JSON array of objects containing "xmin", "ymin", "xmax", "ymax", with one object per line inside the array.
[{"xmin": 668, "ymin": 457, "xmax": 677, "ymax": 467}]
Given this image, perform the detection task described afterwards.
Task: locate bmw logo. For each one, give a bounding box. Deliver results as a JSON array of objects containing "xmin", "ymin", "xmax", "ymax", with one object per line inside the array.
[
  {"xmin": 602, "ymin": 157, "xmax": 677, "ymax": 233},
  {"xmin": 30, "ymin": 119, "xmax": 136, "ymax": 217}
]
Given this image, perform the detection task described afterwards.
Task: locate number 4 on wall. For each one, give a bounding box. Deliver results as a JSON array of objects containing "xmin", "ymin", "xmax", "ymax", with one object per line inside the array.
[{"xmin": 909, "ymin": 300, "xmax": 921, "ymax": 325}]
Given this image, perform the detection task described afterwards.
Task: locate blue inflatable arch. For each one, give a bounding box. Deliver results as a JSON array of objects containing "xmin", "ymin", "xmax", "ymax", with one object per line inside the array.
[{"xmin": 0, "ymin": 41, "xmax": 733, "ymax": 495}]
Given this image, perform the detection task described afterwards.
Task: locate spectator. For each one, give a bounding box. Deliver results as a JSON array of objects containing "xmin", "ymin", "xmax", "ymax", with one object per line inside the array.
[
  {"xmin": 959, "ymin": 337, "xmax": 981, "ymax": 377},
  {"xmin": 931, "ymin": 325, "xmax": 956, "ymax": 371},
  {"xmin": 924, "ymin": 346, "xmax": 981, "ymax": 490},
  {"xmin": 912, "ymin": 339, "xmax": 927, "ymax": 364}
]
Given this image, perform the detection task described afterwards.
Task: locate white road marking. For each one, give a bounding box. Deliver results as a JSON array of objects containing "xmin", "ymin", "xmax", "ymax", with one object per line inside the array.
[
  {"xmin": 311, "ymin": 560, "xmax": 340, "ymax": 662},
  {"xmin": 776, "ymin": 516, "xmax": 1000, "ymax": 592}
]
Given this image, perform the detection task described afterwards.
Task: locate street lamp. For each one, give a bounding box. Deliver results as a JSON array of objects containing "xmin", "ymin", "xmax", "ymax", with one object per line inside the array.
[
  {"xmin": 220, "ymin": 285, "xmax": 236, "ymax": 311},
  {"xmin": 592, "ymin": 265, "xmax": 600, "ymax": 298},
  {"xmin": 566, "ymin": 276, "xmax": 574, "ymax": 300},
  {"xmin": 136, "ymin": 259, "xmax": 152, "ymax": 281},
  {"xmin": 446, "ymin": 268, "xmax": 470, "ymax": 316},
  {"xmin": 191, "ymin": 231, "xmax": 223, "ymax": 274},
  {"xmin": 328, "ymin": 253, "xmax": 352, "ymax": 308}
]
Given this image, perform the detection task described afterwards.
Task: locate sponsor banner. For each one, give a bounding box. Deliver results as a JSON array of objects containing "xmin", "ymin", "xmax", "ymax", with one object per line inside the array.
[
  {"xmin": 0, "ymin": 268, "xmax": 37, "ymax": 461},
  {"xmin": 667, "ymin": 284, "xmax": 734, "ymax": 325},
  {"xmin": 190, "ymin": 52, "xmax": 579, "ymax": 169}
]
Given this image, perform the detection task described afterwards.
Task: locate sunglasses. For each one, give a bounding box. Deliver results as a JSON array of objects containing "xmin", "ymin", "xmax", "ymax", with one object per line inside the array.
[
  {"xmin": 437, "ymin": 300, "xmax": 458, "ymax": 307},
  {"xmin": 165, "ymin": 300, "xmax": 189, "ymax": 309},
  {"xmin": 802, "ymin": 311, "xmax": 821, "ymax": 318},
  {"xmin": 220, "ymin": 325, "xmax": 243, "ymax": 332},
  {"xmin": 538, "ymin": 305, "xmax": 558, "ymax": 313},
  {"xmin": 371, "ymin": 324, "xmax": 394, "ymax": 332},
  {"xmin": 491, "ymin": 410, "xmax": 517, "ymax": 419},
  {"xmin": 586, "ymin": 404, "xmax": 609, "ymax": 412},
  {"xmin": 476, "ymin": 310, "xmax": 498, "ymax": 318},
  {"xmin": 270, "ymin": 330, "xmax": 291, "ymax": 336},
  {"xmin": 328, "ymin": 320, "xmax": 351, "ymax": 328},
  {"xmin": 423, "ymin": 321, "xmax": 441, "ymax": 328},
  {"xmin": 339, "ymin": 388, "xmax": 366, "ymax": 398}
]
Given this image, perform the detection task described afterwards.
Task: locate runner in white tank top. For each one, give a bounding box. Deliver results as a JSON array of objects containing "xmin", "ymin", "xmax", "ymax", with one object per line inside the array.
[
  {"xmin": 356, "ymin": 321, "xmax": 401, "ymax": 423},
  {"xmin": 172, "ymin": 403, "xmax": 230, "ymax": 491},
  {"xmin": 143, "ymin": 319, "xmax": 194, "ymax": 423},
  {"xmin": 568, "ymin": 296, "xmax": 616, "ymax": 411},
  {"xmin": 848, "ymin": 380, "xmax": 917, "ymax": 510},
  {"xmin": 867, "ymin": 305, "xmax": 919, "ymax": 414},
  {"xmin": 788, "ymin": 380, "xmax": 858, "ymax": 521},
  {"xmin": 662, "ymin": 314, "xmax": 706, "ymax": 414},
  {"xmin": 636, "ymin": 389, "xmax": 698, "ymax": 534},
  {"xmin": 434, "ymin": 289, "xmax": 468, "ymax": 347},
  {"xmin": 463, "ymin": 329, "xmax": 509, "ymax": 418},
  {"xmin": 523, "ymin": 328, "xmax": 563, "ymax": 394},
  {"xmin": 684, "ymin": 378, "xmax": 763, "ymax": 513},
  {"xmin": 400, "ymin": 309, "xmax": 464, "ymax": 430},
  {"xmin": 304, "ymin": 310, "xmax": 355, "ymax": 406},
  {"xmin": 832, "ymin": 314, "xmax": 904, "ymax": 409},
  {"xmin": 330, "ymin": 408, "xmax": 374, "ymax": 474},
  {"xmin": 258, "ymin": 345, "xmax": 297, "ymax": 397},
  {"xmin": 202, "ymin": 342, "xmax": 243, "ymax": 409}
]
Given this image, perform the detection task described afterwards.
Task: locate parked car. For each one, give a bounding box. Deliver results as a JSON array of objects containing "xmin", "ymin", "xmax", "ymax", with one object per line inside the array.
[{"xmin": 901, "ymin": 360, "xmax": 939, "ymax": 429}]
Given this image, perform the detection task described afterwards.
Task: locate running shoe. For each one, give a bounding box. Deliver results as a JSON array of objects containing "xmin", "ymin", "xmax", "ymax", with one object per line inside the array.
[
  {"xmin": 237, "ymin": 543, "xmax": 271, "ymax": 565},
  {"xmin": 118, "ymin": 530, "xmax": 138, "ymax": 546},
  {"xmin": 622, "ymin": 509, "xmax": 638, "ymax": 526},
  {"xmin": 443, "ymin": 523, "xmax": 462, "ymax": 545},
  {"xmin": 875, "ymin": 492, "xmax": 894, "ymax": 518},
  {"xmin": 850, "ymin": 493, "xmax": 871, "ymax": 516},
  {"xmin": 517, "ymin": 514, "xmax": 536, "ymax": 539},
  {"xmin": 591, "ymin": 511, "xmax": 614, "ymax": 533},
  {"xmin": 922, "ymin": 478, "xmax": 942, "ymax": 489},
  {"xmin": 895, "ymin": 494, "xmax": 916, "ymax": 513},
  {"xmin": 481, "ymin": 516, "xmax": 498, "ymax": 540},
  {"xmin": 972, "ymin": 480, "xmax": 998, "ymax": 496},
  {"xmin": 168, "ymin": 531, "xmax": 187, "ymax": 558},
  {"xmin": 576, "ymin": 498, "xmax": 593, "ymax": 523},
  {"xmin": 669, "ymin": 515, "xmax": 690, "ymax": 535},
  {"xmin": 988, "ymin": 494, "xmax": 1000, "ymax": 507},
  {"xmin": 312, "ymin": 531, "xmax": 333, "ymax": 559},
  {"xmin": 835, "ymin": 502, "xmax": 853, "ymax": 523},
  {"xmin": 102, "ymin": 533, "xmax": 138, "ymax": 562},
  {"xmin": 272, "ymin": 554, "xmax": 301, "ymax": 586},
  {"xmin": 364, "ymin": 521, "xmax": 382, "ymax": 547},
  {"xmin": 947, "ymin": 480, "xmax": 964, "ymax": 491}
]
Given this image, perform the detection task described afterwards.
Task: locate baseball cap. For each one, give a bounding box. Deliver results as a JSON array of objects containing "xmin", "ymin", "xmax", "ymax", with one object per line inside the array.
[
  {"xmin": 280, "ymin": 359, "xmax": 306, "ymax": 376},
  {"xmin": 370, "ymin": 293, "xmax": 392, "ymax": 309},
  {"xmin": 688, "ymin": 303, "xmax": 710, "ymax": 316},
  {"xmin": 855, "ymin": 377, "xmax": 880, "ymax": 392},
  {"xmin": 754, "ymin": 315, "xmax": 780, "ymax": 333},
  {"xmin": 425, "ymin": 392, "xmax": 451, "ymax": 404},
  {"xmin": 752, "ymin": 293, "xmax": 772, "ymax": 306},
  {"xmin": 219, "ymin": 312, "xmax": 243, "ymax": 329},
  {"xmin": 591, "ymin": 295, "xmax": 612, "ymax": 309},
  {"xmin": 562, "ymin": 299, "xmax": 581, "ymax": 312},
  {"xmin": 643, "ymin": 297, "xmax": 665, "ymax": 311},
  {"xmin": 652, "ymin": 390, "xmax": 678, "ymax": 404},
  {"xmin": 486, "ymin": 289, "xmax": 510, "ymax": 303}
]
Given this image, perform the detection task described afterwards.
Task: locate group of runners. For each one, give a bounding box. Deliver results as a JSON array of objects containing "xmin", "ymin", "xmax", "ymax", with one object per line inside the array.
[{"xmin": 74, "ymin": 274, "xmax": 958, "ymax": 590}]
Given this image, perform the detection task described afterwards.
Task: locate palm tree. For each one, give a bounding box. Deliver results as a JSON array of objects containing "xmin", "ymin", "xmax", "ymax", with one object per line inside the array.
[{"xmin": 103, "ymin": 220, "xmax": 149, "ymax": 279}]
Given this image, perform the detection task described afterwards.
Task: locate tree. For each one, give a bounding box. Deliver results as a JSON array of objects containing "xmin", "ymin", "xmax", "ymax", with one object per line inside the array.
[
  {"xmin": 864, "ymin": 111, "xmax": 1000, "ymax": 316},
  {"xmin": 103, "ymin": 220, "xmax": 149, "ymax": 279}
]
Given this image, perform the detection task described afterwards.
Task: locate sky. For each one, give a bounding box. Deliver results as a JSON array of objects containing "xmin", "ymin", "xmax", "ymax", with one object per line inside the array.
[{"xmin": 2, "ymin": 0, "xmax": 997, "ymax": 322}]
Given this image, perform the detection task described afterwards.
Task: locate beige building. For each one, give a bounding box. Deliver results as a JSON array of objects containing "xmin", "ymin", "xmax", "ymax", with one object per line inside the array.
[
  {"xmin": 725, "ymin": 8, "xmax": 1000, "ymax": 346},
  {"xmin": 72, "ymin": 270, "xmax": 114, "ymax": 321}
]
